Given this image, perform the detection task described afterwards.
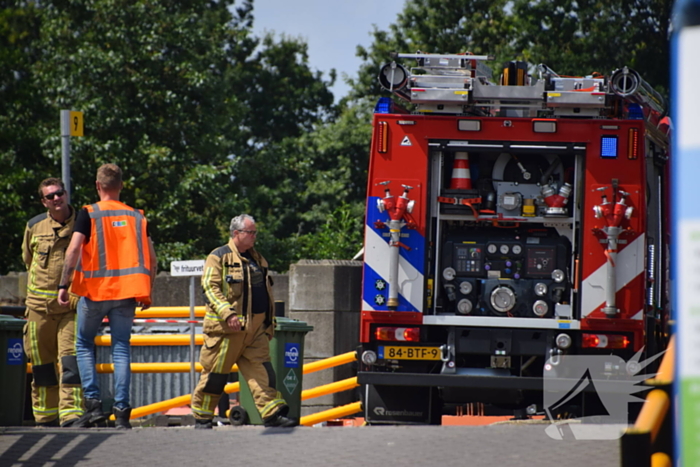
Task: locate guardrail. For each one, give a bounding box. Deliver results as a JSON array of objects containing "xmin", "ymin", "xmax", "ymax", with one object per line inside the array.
[
  {"xmin": 7, "ymin": 305, "xmax": 362, "ymax": 426},
  {"xmin": 120, "ymin": 350, "xmax": 359, "ymax": 426},
  {"xmin": 620, "ymin": 335, "xmax": 674, "ymax": 467}
]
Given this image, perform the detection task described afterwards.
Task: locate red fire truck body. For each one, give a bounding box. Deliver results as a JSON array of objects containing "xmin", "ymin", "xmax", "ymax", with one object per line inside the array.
[{"xmin": 358, "ymin": 53, "xmax": 671, "ymax": 424}]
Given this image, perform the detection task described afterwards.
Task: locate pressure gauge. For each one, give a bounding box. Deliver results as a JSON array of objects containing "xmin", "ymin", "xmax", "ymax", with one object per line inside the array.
[
  {"xmin": 533, "ymin": 300, "xmax": 548, "ymax": 317},
  {"xmin": 551, "ymin": 269, "xmax": 565, "ymax": 283},
  {"xmin": 500, "ymin": 244, "xmax": 510, "ymax": 255},
  {"xmin": 512, "ymin": 244, "xmax": 522, "ymax": 255},
  {"xmin": 487, "ymin": 244, "xmax": 497, "ymax": 254},
  {"xmin": 457, "ymin": 299, "xmax": 473, "ymax": 315},
  {"xmin": 534, "ymin": 282, "xmax": 548, "ymax": 297},
  {"xmin": 459, "ymin": 281, "xmax": 473, "ymax": 295},
  {"xmin": 442, "ymin": 267, "xmax": 456, "ymax": 281},
  {"xmin": 490, "ymin": 286, "xmax": 516, "ymax": 314}
]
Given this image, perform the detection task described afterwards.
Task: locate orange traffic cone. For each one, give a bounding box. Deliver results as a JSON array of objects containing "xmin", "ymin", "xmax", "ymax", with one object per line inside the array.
[{"xmin": 449, "ymin": 152, "xmax": 472, "ymax": 190}]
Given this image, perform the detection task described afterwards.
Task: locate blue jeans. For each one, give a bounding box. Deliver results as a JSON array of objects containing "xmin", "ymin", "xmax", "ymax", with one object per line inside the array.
[{"xmin": 76, "ymin": 297, "xmax": 136, "ymax": 409}]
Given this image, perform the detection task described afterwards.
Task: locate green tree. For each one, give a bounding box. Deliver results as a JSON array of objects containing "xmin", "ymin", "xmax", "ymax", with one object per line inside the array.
[
  {"xmin": 238, "ymin": 98, "xmax": 373, "ymax": 271},
  {"xmin": 0, "ymin": 4, "xmax": 45, "ymax": 274},
  {"xmin": 0, "ymin": 0, "xmax": 336, "ymax": 274},
  {"xmin": 511, "ymin": 0, "xmax": 671, "ymax": 94}
]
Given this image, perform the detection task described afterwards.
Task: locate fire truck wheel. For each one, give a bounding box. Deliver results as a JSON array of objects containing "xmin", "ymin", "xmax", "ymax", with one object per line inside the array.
[{"xmin": 228, "ymin": 406, "xmax": 248, "ymax": 426}]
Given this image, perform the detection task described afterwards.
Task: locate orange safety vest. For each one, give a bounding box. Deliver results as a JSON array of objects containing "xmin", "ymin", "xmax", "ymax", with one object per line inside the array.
[{"xmin": 72, "ymin": 200, "xmax": 152, "ymax": 305}]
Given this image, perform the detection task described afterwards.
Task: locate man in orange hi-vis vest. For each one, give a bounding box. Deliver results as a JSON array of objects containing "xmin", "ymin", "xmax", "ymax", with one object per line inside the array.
[{"xmin": 58, "ymin": 163, "xmax": 156, "ymax": 430}]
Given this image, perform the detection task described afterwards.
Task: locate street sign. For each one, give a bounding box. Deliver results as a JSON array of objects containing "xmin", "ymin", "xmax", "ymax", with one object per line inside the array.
[
  {"xmin": 69, "ymin": 111, "xmax": 83, "ymax": 136},
  {"xmin": 170, "ymin": 260, "xmax": 205, "ymax": 276}
]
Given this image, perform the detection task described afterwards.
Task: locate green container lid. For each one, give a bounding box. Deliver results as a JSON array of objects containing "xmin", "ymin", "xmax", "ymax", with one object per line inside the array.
[
  {"xmin": 275, "ymin": 317, "xmax": 313, "ymax": 332},
  {"xmin": 0, "ymin": 315, "xmax": 25, "ymax": 331}
]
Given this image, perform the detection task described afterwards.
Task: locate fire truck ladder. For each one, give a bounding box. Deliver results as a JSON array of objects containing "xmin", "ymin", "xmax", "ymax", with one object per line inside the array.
[{"xmin": 378, "ymin": 52, "xmax": 666, "ymax": 119}]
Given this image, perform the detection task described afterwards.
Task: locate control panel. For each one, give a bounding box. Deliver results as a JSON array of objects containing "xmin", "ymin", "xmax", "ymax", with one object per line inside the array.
[{"xmin": 439, "ymin": 229, "xmax": 570, "ymax": 318}]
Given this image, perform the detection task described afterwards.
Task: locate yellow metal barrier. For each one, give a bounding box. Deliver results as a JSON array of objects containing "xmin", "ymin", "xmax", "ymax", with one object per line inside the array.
[
  {"xmin": 301, "ymin": 377, "xmax": 359, "ymax": 401},
  {"xmin": 96, "ymin": 363, "xmax": 239, "ymax": 374},
  {"xmin": 303, "ymin": 352, "xmax": 357, "ymax": 374},
  {"xmin": 27, "ymin": 361, "xmax": 238, "ymax": 374},
  {"xmin": 126, "ymin": 351, "xmax": 359, "ymax": 421},
  {"xmin": 29, "ymin": 351, "xmax": 357, "ymax": 374},
  {"xmin": 621, "ymin": 335, "xmax": 675, "ymax": 467},
  {"xmin": 651, "ymin": 452, "xmax": 672, "ymax": 467},
  {"xmin": 634, "ymin": 389, "xmax": 670, "ymax": 443},
  {"xmin": 300, "ymin": 401, "xmax": 363, "ymax": 427},
  {"xmin": 646, "ymin": 337, "xmax": 674, "ymax": 386},
  {"xmin": 96, "ymin": 334, "xmax": 204, "ymax": 346},
  {"xmin": 136, "ymin": 306, "xmax": 205, "ymax": 318},
  {"xmin": 114, "ymin": 381, "xmax": 243, "ymax": 421}
]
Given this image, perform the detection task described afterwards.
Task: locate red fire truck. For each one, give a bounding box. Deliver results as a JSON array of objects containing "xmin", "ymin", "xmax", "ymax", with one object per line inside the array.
[{"xmin": 358, "ymin": 52, "xmax": 671, "ymax": 424}]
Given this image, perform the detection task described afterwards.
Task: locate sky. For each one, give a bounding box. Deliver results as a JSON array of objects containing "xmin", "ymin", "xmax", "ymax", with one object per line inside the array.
[{"xmin": 250, "ymin": 0, "xmax": 406, "ymax": 101}]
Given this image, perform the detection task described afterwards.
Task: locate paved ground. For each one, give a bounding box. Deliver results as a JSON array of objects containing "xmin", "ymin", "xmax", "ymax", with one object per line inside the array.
[{"xmin": 0, "ymin": 420, "xmax": 621, "ymax": 467}]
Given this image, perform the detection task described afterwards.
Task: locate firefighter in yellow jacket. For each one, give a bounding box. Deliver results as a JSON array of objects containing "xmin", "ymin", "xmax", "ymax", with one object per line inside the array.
[
  {"xmin": 191, "ymin": 214, "xmax": 297, "ymax": 429},
  {"xmin": 22, "ymin": 178, "xmax": 85, "ymax": 427}
]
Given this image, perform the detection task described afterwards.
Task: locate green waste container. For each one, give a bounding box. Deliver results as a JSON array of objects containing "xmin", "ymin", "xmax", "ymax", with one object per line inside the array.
[
  {"xmin": 237, "ymin": 317, "xmax": 313, "ymax": 425},
  {"xmin": 0, "ymin": 315, "xmax": 27, "ymax": 426}
]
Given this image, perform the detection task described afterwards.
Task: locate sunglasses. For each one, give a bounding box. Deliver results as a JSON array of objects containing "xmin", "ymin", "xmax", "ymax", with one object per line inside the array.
[{"xmin": 44, "ymin": 189, "xmax": 65, "ymax": 200}]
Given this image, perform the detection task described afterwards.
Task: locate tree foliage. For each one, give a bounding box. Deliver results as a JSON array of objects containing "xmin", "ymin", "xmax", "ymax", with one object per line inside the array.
[{"xmin": 0, "ymin": 0, "xmax": 336, "ymax": 274}]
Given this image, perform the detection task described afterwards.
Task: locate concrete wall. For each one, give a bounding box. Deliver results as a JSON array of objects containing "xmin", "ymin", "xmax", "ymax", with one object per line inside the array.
[
  {"xmin": 0, "ymin": 271, "xmax": 289, "ymax": 309},
  {"xmin": 0, "ymin": 272, "xmax": 27, "ymax": 305},
  {"xmin": 288, "ymin": 259, "xmax": 362, "ymax": 417}
]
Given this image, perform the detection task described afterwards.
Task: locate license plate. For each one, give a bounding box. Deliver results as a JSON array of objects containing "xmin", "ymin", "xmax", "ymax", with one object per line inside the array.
[{"xmin": 378, "ymin": 346, "xmax": 441, "ymax": 361}]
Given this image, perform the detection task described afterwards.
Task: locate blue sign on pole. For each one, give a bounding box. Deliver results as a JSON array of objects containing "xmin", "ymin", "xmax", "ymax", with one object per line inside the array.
[
  {"xmin": 284, "ymin": 343, "xmax": 300, "ymax": 368},
  {"xmin": 6, "ymin": 338, "xmax": 23, "ymax": 365}
]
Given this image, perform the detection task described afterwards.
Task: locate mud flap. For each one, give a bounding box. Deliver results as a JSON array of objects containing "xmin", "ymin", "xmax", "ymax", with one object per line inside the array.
[{"xmin": 364, "ymin": 384, "xmax": 440, "ymax": 425}]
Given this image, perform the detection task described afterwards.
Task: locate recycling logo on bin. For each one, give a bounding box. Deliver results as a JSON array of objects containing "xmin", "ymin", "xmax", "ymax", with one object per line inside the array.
[
  {"xmin": 284, "ymin": 343, "xmax": 300, "ymax": 368},
  {"xmin": 6, "ymin": 338, "xmax": 23, "ymax": 365},
  {"xmin": 284, "ymin": 369, "xmax": 299, "ymax": 395}
]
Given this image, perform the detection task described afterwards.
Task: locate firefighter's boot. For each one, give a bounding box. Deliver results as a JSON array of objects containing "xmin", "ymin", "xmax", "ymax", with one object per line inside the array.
[
  {"xmin": 194, "ymin": 418, "xmax": 213, "ymax": 429},
  {"xmin": 263, "ymin": 406, "xmax": 298, "ymax": 428},
  {"xmin": 114, "ymin": 406, "xmax": 132, "ymax": 430},
  {"xmin": 73, "ymin": 398, "xmax": 107, "ymax": 427}
]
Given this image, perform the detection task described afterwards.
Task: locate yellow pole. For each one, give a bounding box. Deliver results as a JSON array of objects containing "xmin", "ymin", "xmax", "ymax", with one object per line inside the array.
[
  {"xmin": 136, "ymin": 306, "xmax": 206, "ymax": 318},
  {"xmin": 96, "ymin": 334, "xmax": 204, "ymax": 346},
  {"xmin": 301, "ymin": 377, "xmax": 358, "ymax": 401},
  {"xmin": 300, "ymin": 401, "xmax": 363, "ymax": 427},
  {"xmin": 634, "ymin": 389, "xmax": 670, "ymax": 443},
  {"xmin": 303, "ymin": 351, "xmax": 357, "ymax": 374},
  {"xmin": 651, "ymin": 452, "xmax": 672, "ymax": 467},
  {"xmin": 125, "ymin": 394, "xmax": 192, "ymax": 421},
  {"xmin": 113, "ymin": 382, "xmax": 241, "ymax": 421},
  {"xmin": 92, "ymin": 363, "xmax": 239, "ymax": 374},
  {"xmin": 646, "ymin": 335, "xmax": 675, "ymax": 386},
  {"xmin": 224, "ymin": 381, "xmax": 240, "ymax": 395}
]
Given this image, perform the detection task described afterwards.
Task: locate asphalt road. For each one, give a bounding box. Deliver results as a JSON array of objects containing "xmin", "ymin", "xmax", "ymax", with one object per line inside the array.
[{"xmin": 0, "ymin": 420, "xmax": 621, "ymax": 467}]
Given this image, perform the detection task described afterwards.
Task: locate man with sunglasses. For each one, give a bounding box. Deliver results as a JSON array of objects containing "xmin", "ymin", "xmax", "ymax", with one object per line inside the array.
[
  {"xmin": 190, "ymin": 214, "xmax": 297, "ymax": 429},
  {"xmin": 22, "ymin": 178, "xmax": 86, "ymax": 427}
]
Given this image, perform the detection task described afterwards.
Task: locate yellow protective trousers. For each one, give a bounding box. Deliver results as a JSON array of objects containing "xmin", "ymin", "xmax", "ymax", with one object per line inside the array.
[
  {"xmin": 191, "ymin": 313, "xmax": 285, "ymax": 421},
  {"xmin": 23, "ymin": 307, "xmax": 84, "ymax": 424}
]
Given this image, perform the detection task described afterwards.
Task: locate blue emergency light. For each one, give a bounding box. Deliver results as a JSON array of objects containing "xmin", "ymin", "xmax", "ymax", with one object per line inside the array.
[
  {"xmin": 600, "ymin": 135, "xmax": 618, "ymax": 158},
  {"xmin": 375, "ymin": 97, "xmax": 393, "ymax": 114}
]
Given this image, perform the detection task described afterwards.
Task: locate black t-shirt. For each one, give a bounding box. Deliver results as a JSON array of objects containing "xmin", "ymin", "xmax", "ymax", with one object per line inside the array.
[
  {"xmin": 74, "ymin": 207, "xmax": 150, "ymax": 242},
  {"xmin": 241, "ymin": 251, "xmax": 269, "ymax": 314}
]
